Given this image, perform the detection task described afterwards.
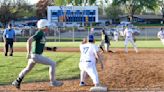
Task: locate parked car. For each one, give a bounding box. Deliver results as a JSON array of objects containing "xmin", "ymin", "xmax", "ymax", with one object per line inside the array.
[
  {"xmin": 116, "ymin": 24, "xmax": 125, "ymax": 36},
  {"xmin": 13, "ymin": 27, "xmax": 22, "ymax": 35},
  {"xmin": 93, "ymin": 28, "xmax": 103, "ymax": 36}
]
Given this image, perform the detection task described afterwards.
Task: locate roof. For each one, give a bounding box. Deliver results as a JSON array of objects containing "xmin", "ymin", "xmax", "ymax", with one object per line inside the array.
[
  {"xmin": 119, "ymin": 15, "xmax": 163, "ymax": 20},
  {"xmin": 133, "ymin": 15, "xmax": 162, "ymax": 19}
]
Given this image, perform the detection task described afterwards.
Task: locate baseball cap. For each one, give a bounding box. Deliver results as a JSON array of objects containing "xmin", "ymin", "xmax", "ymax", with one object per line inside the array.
[{"xmin": 88, "ymin": 35, "xmax": 94, "ymax": 42}]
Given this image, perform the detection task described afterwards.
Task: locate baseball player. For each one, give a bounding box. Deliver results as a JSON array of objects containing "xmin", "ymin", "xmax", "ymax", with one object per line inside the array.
[
  {"xmin": 99, "ymin": 29, "xmax": 112, "ymax": 52},
  {"xmin": 79, "ymin": 35, "xmax": 104, "ymax": 87},
  {"xmin": 157, "ymin": 28, "xmax": 164, "ymax": 45},
  {"xmin": 124, "ymin": 26, "xmax": 138, "ymax": 53},
  {"xmin": 12, "ymin": 19, "xmax": 63, "ymax": 89},
  {"xmin": 113, "ymin": 30, "xmax": 119, "ymax": 42}
]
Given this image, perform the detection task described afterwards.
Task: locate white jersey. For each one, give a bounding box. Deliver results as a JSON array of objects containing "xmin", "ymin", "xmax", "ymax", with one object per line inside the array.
[
  {"xmin": 157, "ymin": 30, "xmax": 164, "ymax": 39},
  {"xmin": 124, "ymin": 28, "xmax": 133, "ymax": 37},
  {"xmin": 114, "ymin": 31, "xmax": 119, "ymax": 36},
  {"xmin": 80, "ymin": 43, "xmax": 99, "ymax": 63}
]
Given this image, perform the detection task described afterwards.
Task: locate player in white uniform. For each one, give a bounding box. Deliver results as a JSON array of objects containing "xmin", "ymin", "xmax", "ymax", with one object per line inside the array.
[
  {"xmin": 79, "ymin": 35, "xmax": 104, "ymax": 87},
  {"xmin": 113, "ymin": 30, "xmax": 119, "ymax": 42},
  {"xmin": 157, "ymin": 28, "xmax": 164, "ymax": 45},
  {"xmin": 124, "ymin": 26, "xmax": 138, "ymax": 53}
]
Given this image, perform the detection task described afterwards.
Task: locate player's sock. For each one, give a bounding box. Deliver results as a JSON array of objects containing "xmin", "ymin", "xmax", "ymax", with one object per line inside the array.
[{"xmin": 16, "ymin": 77, "xmax": 23, "ymax": 83}]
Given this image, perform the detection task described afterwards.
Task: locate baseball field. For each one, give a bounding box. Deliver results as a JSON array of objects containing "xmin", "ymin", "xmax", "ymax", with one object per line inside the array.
[{"xmin": 0, "ymin": 40, "xmax": 164, "ymax": 91}]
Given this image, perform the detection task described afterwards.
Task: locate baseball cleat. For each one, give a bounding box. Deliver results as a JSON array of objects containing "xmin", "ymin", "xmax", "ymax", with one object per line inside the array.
[
  {"xmin": 12, "ymin": 80, "xmax": 20, "ymax": 89},
  {"xmin": 49, "ymin": 81, "xmax": 63, "ymax": 86},
  {"xmin": 79, "ymin": 82, "xmax": 86, "ymax": 86}
]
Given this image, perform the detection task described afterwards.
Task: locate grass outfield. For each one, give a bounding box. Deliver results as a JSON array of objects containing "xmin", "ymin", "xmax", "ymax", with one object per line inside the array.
[
  {"xmin": 0, "ymin": 40, "xmax": 164, "ymax": 48},
  {"xmin": 0, "ymin": 52, "xmax": 80, "ymax": 85}
]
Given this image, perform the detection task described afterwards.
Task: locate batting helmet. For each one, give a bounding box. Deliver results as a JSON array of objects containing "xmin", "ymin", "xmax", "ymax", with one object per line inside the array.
[
  {"xmin": 37, "ymin": 19, "xmax": 49, "ymax": 29},
  {"xmin": 88, "ymin": 35, "xmax": 94, "ymax": 42}
]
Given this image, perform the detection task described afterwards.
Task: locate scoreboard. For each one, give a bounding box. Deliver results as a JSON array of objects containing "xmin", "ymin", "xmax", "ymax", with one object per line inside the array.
[{"xmin": 47, "ymin": 6, "xmax": 98, "ymax": 23}]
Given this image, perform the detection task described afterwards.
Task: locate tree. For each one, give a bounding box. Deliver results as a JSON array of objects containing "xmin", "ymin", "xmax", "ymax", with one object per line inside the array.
[
  {"xmin": 53, "ymin": 0, "xmax": 96, "ymax": 6},
  {"xmin": 0, "ymin": 0, "xmax": 35, "ymax": 26},
  {"xmin": 112, "ymin": 0, "xmax": 159, "ymax": 22},
  {"xmin": 158, "ymin": 0, "xmax": 164, "ymax": 23},
  {"xmin": 106, "ymin": 5, "xmax": 123, "ymax": 23},
  {"xmin": 36, "ymin": 0, "xmax": 53, "ymax": 18}
]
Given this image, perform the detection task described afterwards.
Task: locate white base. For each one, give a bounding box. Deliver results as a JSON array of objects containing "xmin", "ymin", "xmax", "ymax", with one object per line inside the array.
[{"xmin": 89, "ymin": 86, "xmax": 108, "ymax": 92}]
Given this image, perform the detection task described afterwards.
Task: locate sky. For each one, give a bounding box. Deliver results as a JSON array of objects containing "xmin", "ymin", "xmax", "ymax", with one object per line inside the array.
[{"xmin": 28, "ymin": 0, "xmax": 39, "ymax": 4}]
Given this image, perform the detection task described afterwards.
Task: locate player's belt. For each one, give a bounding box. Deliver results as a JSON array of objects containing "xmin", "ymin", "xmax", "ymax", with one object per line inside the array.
[
  {"xmin": 81, "ymin": 60, "xmax": 91, "ymax": 62},
  {"xmin": 86, "ymin": 60, "xmax": 91, "ymax": 62}
]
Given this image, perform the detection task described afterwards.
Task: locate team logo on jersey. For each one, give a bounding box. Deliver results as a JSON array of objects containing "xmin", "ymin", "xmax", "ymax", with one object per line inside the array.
[{"xmin": 40, "ymin": 36, "xmax": 46, "ymax": 44}]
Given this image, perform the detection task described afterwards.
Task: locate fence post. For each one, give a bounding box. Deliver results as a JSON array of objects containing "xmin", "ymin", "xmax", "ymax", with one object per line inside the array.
[{"xmin": 72, "ymin": 27, "xmax": 75, "ymax": 42}]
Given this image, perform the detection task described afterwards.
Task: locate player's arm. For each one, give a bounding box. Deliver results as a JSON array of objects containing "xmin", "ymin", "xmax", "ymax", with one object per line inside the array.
[
  {"xmin": 3, "ymin": 29, "xmax": 6, "ymax": 43},
  {"xmin": 95, "ymin": 52, "xmax": 104, "ymax": 70},
  {"xmin": 94, "ymin": 46, "xmax": 104, "ymax": 70},
  {"xmin": 26, "ymin": 36, "xmax": 33, "ymax": 59}
]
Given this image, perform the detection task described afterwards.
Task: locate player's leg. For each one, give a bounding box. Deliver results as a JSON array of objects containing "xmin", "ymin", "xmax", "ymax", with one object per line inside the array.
[
  {"xmin": 33, "ymin": 54, "xmax": 63, "ymax": 86},
  {"xmin": 86, "ymin": 64, "xmax": 99, "ymax": 86},
  {"xmin": 79, "ymin": 62, "xmax": 87, "ymax": 86},
  {"xmin": 79, "ymin": 70, "xmax": 87, "ymax": 86},
  {"xmin": 130, "ymin": 37, "xmax": 138, "ymax": 53},
  {"xmin": 124, "ymin": 37, "xmax": 129, "ymax": 53},
  {"xmin": 104, "ymin": 43, "xmax": 109, "ymax": 52},
  {"xmin": 99, "ymin": 41, "xmax": 105, "ymax": 52},
  {"xmin": 9, "ymin": 39, "xmax": 13, "ymax": 56},
  {"xmin": 161, "ymin": 39, "xmax": 164, "ymax": 45},
  {"xmin": 4, "ymin": 40, "xmax": 9, "ymax": 56},
  {"xmin": 12, "ymin": 59, "xmax": 36, "ymax": 89}
]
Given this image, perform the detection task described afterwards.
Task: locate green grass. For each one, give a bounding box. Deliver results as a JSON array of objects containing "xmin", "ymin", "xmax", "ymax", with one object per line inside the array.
[
  {"xmin": 0, "ymin": 52, "xmax": 80, "ymax": 85},
  {"xmin": 0, "ymin": 40, "xmax": 164, "ymax": 48}
]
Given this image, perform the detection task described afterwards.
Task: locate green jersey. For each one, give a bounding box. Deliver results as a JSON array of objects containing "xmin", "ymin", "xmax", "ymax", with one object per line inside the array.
[{"xmin": 32, "ymin": 30, "xmax": 46, "ymax": 54}]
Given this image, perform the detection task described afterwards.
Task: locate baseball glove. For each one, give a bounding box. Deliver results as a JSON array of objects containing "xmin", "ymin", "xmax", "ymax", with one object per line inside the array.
[
  {"xmin": 53, "ymin": 47, "xmax": 57, "ymax": 51},
  {"xmin": 46, "ymin": 47, "xmax": 57, "ymax": 51}
]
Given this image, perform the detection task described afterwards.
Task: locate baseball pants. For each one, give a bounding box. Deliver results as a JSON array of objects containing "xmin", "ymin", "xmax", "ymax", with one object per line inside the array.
[
  {"xmin": 100, "ymin": 40, "xmax": 110, "ymax": 52},
  {"xmin": 160, "ymin": 39, "xmax": 164, "ymax": 45},
  {"xmin": 18, "ymin": 54, "xmax": 56, "ymax": 82},
  {"xmin": 124, "ymin": 36, "xmax": 138, "ymax": 52},
  {"xmin": 79, "ymin": 61, "xmax": 99, "ymax": 85},
  {"xmin": 4, "ymin": 38, "xmax": 14, "ymax": 56}
]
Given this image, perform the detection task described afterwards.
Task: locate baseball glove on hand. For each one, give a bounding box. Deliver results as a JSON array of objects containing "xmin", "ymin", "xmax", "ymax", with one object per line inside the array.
[
  {"xmin": 53, "ymin": 47, "xmax": 57, "ymax": 51},
  {"xmin": 46, "ymin": 47, "xmax": 57, "ymax": 51}
]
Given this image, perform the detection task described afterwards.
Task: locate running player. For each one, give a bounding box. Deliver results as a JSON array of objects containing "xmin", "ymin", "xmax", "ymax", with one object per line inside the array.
[
  {"xmin": 99, "ymin": 29, "xmax": 111, "ymax": 52},
  {"xmin": 12, "ymin": 19, "xmax": 63, "ymax": 89},
  {"xmin": 157, "ymin": 28, "xmax": 164, "ymax": 45}
]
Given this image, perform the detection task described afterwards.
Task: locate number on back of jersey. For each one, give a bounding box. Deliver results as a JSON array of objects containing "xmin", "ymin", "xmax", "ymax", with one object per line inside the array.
[{"xmin": 83, "ymin": 47, "xmax": 89, "ymax": 54}]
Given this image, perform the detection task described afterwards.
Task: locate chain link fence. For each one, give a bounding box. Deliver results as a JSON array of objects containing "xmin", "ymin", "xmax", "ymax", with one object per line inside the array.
[{"xmin": 0, "ymin": 26, "xmax": 161, "ymax": 42}]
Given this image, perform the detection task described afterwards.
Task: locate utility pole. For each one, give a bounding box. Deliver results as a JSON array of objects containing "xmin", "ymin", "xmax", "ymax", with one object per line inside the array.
[
  {"xmin": 102, "ymin": 0, "xmax": 106, "ymax": 16},
  {"xmin": 162, "ymin": 0, "xmax": 164, "ymax": 24}
]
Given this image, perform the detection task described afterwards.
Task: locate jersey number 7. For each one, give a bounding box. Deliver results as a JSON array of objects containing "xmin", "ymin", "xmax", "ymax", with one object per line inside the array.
[{"xmin": 83, "ymin": 47, "xmax": 89, "ymax": 54}]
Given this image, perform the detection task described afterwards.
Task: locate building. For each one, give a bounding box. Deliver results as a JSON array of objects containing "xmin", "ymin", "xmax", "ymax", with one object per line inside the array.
[{"xmin": 119, "ymin": 15, "xmax": 163, "ymax": 24}]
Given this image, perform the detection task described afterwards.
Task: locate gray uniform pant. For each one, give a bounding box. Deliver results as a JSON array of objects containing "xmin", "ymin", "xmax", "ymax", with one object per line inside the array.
[
  {"xmin": 18, "ymin": 54, "xmax": 56, "ymax": 82},
  {"xmin": 100, "ymin": 40, "xmax": 110, "ymax": 52}
]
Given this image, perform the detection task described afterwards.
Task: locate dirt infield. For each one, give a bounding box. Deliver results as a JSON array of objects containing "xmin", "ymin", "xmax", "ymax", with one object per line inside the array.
[{"xmin": 0, "ymin": 48, "xmax": 164, "ymax": 91}]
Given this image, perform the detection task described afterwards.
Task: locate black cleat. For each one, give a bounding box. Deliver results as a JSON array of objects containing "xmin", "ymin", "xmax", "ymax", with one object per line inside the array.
[{"xmin": 12, "ymin": 80, "xmax": 20, "ymax": 89}]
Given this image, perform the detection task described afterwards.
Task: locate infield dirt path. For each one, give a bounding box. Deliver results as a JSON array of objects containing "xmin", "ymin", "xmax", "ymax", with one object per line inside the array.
[{"xmin": 0, "ymin": 48, "xmax": 164, "ymax": 91}]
